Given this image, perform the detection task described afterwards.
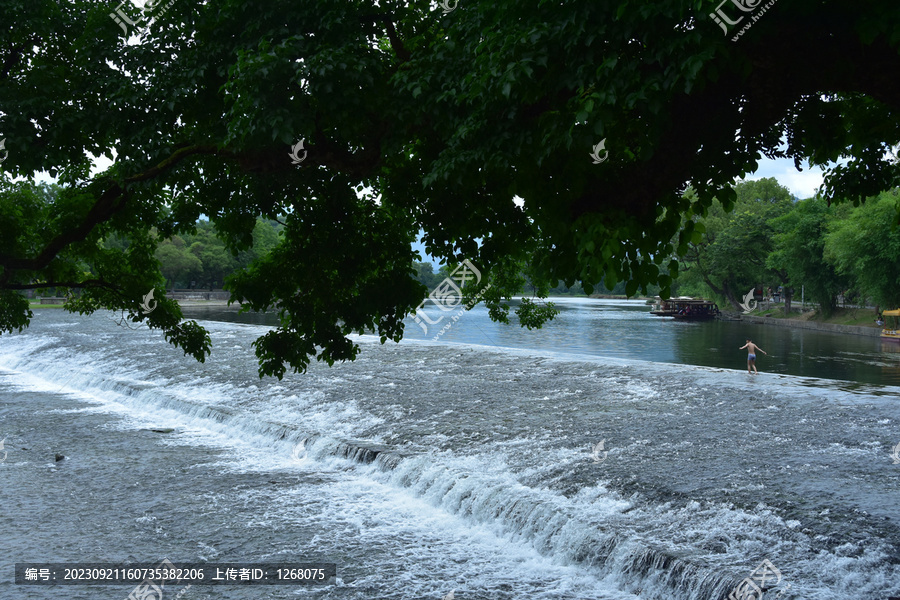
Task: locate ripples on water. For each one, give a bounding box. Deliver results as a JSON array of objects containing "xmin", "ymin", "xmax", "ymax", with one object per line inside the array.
[
  {"xmin": 0, "ymin": 303, "xmax": 898, "ymax": 600},
  {"xmin": 195, "ymin": 297, "xmax": 900, "ymax": 386}
]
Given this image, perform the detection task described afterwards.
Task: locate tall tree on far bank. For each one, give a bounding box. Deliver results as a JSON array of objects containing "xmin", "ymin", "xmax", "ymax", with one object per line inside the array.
[
  {"xmin": 768, "ymin": 197, "xmax": 848, "ymax": 317},
  {"xmin": 825, "ymin": 191, "xmax": 900, "ymax": 310},
  {"xmin": 412, "ymin": 262, "xmax": 448, "ymax": 290},
  {"xmin": 681, "ymin": 179, "xmax": 793, "ymax": 310},
  {"xmin": 156, "ymin": 237, "xmax": 202, "ymax": 289}
]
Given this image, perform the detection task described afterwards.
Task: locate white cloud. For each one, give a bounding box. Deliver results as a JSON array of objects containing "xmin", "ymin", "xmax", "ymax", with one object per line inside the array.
[{"xmin": 745, "ymin": 156, "xmax": 825, "ymax": 199}]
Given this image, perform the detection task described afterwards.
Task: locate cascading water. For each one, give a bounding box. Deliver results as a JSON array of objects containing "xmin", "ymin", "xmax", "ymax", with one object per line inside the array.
[{"xmin": 1, "ymin": 304, "xmax": 898, "ymax": 600}]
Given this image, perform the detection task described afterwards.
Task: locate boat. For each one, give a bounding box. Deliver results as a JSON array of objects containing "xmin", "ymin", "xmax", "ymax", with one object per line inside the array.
[
  {"xmin": 671, "ymin": 299, "xmax": 721, "ymax": 320},
  {"xmin": 649, "ymin": 297, "xmax": 721, "ymax": 320},
  {"xmin": 649, "ymin": 296, "xmax": 691, "ymax": 316},
  {"xmin": 881, "ymin": 309, "xmax": 900, "ymax": 342}
]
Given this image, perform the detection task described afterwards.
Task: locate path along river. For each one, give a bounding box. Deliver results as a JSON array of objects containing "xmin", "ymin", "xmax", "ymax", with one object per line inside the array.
[{"xmin": 0, "ymin": 299, "xmax": 898, "ymax": 599}]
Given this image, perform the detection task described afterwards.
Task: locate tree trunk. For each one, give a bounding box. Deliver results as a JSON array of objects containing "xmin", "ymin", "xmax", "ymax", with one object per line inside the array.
[
  {"xmin": 693, "ymin": 254, "xmax": 744, "ymax": 311},
  {"xmin": 720, "ymin": 280, "xmax": 743, "ymax": 312},
  {"xmin": 698, "ymin": 272, "xmax": 743, "ymax": 311},
  {"xmin": 783, "ymin": 287, "xmax": 792, "ymax": 315}
]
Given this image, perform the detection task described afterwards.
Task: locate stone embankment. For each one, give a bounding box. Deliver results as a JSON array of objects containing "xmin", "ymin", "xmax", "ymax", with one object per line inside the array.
[{"xmin": 739, "ymin": 314, "xmax": 881, "ymax": 337}]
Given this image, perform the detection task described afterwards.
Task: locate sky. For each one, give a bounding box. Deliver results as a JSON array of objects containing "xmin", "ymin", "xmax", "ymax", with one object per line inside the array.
[{"xmin": 744, "ymin": 155, "xmax": 824, "ymax": 199}]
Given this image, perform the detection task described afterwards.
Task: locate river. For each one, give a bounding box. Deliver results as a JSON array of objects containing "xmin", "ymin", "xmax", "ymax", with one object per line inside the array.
[
  {"xmin": 185, "ymin": 297, "xmax": 900, "ymax": 387},
  {"xmin": 0, "ymin": 299, "xmax": 898, "ymax": 600}
]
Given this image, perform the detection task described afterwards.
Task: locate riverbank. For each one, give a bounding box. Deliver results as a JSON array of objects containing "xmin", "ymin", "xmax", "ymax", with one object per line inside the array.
[
  {"xmin": 28, "ymin": 298, "xmax": 235, "ymax": 309},
  {"xmin": 739, "ymin": 306, "xmax": 884, "ymax": 337}
]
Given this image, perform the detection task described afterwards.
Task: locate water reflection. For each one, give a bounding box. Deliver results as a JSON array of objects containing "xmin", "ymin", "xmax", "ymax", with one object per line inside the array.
[
  {"xmin": 879, "ymin": 340, "xmax": 900, "ymax": 380},
  {"xmin": 182, "ymin": 305, "xmax": 281, "ymax": 326}
]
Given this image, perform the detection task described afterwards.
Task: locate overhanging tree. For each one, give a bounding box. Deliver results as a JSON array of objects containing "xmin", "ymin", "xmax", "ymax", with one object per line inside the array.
[{"xmin": 2, "ymin": 0, "xmax": 900, "ymax": 376}]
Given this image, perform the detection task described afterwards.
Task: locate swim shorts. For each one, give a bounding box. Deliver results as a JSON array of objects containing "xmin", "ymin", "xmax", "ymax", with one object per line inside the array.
[{"xmin": 748, "ymin": 353, "xmax": 756, "ymax": 361}]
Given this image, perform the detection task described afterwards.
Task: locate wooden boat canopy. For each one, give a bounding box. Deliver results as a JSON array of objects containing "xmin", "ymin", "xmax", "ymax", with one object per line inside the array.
[{"xmin": 649, "ymin": 297, "xmax": 720, "ymax": 320}]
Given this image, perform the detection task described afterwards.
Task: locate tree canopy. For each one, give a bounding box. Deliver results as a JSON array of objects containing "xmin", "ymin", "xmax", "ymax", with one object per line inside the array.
[
  {"xmin": 680, "ymin": 178, "xmax": 793, "ymax": 310},
  {"xmin": 768, "ymin": 196, "xmax": 848, "ymax": 317},
  {"xmin": 825, "ymin": 191, "xmax": 900, "ymax": 311},
  {"xmin": 2, "ymin": 0, "xmax": 900, "ymax": 376}
]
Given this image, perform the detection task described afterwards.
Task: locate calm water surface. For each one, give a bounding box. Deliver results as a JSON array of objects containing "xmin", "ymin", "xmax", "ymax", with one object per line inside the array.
[{"xmin": 184, "ymin": 298, "xmax": 900, "ymax": 387}]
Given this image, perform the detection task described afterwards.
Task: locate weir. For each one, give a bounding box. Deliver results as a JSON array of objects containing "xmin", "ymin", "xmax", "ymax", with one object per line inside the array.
[
  {"xmin": 0, "ymin": 352, "xmax": 744, "ymax": 600},
  {"xmin": 5, "ymin": 308, "xmax": 898, "ymax": 599}
]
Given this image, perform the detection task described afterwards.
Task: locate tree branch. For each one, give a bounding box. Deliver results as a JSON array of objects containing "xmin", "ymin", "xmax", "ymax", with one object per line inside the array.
[
  {"xmin": 1, "ymin": 36, "xmax": 40, "ymax": 81},
  {"xmin": 359, "ymin": 13, "xmax": 411, "ymax": 63},
  {"xmin": 0, "ymin": 144, "xmax": 228, "ymax": 279}
]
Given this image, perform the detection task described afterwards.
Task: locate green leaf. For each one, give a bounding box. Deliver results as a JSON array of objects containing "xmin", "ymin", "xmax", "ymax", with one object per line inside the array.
[{"xmin": 625, "ymin": 279, "xmax": 638, "ymax": 297}]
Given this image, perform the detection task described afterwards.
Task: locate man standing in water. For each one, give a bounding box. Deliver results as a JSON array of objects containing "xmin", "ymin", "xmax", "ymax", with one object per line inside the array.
[{"xmin": 739, "ymin": 339, "xmax": 767, "ymax": 374}]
